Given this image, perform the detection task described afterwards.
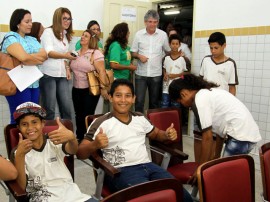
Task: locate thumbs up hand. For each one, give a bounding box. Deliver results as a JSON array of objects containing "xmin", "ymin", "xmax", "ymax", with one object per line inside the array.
[
  {"xmin": 165, "ymin": 123, "xmax": 177, "ymax": 141},
  {"xmin": 94, "ymin": 127, "xmax": 109, "ymax": 149},
  {"xmin": 48, "ymin": 117, "xmax": 75, "ymax": 145},
  {"xmin": 16, "ymin": 133, "xmax": 33, "ymax": 156}
]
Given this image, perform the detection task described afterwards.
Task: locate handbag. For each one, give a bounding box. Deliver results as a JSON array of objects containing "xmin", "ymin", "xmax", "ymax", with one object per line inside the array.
[
  {"xmin": 86, "ymin": 50, "xmax": 114, "ymax": 95},
  {"xmin": 87, "ymin": 69, "xmax": 114, "ymax": 96},
  {"xmin": 0, "ymin": 35, "xmax": 20, "ymax": 96}
]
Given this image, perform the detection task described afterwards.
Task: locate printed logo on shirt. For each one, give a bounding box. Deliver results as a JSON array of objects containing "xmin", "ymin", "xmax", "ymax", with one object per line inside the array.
[
  {"xmin": 47, "ymin": 157, "xmax": 57, "ymax": 163},
  {"xmin": 126, "ymin": 51, "xmax": 131, "ymax": 60},
  {"xmin": 218, "ymin": 70, "xmax": 225, "ymax": 75}
]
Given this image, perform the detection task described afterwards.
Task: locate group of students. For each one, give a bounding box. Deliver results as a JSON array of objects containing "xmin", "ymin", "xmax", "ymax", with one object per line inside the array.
[{"xmin": 0, "ymin": 6, "xmax": 262, "ymax": 202}]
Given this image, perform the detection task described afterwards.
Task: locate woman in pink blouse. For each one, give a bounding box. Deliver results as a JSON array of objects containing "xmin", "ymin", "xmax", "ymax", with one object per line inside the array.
[{"xmin": 69, "ymin": 30, "xmax": 108, "ymax": 142}]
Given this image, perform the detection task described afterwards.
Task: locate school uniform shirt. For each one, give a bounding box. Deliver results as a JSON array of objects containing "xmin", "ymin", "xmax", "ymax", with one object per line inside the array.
[
  {"xmin": 12, "ymin": 135, "xmax": 90, "ymax": 202},
  {"xmin": 105, "ymin": 41, "xmax": 132, "ymax": 79},
  {"xmin": 162, "ymin": 55, "xmax": 187, "ymax": 93},
  {"xmin": 70, "ymin": 49, "xmax": 104, "ymax": 88},
  {"xmin": 199, "ymin": 56, "xmax": 239, "ymax": 91},
  {"xmin": 131, "ymin": 28, "xmax": 171, "ymax": 77},
  {"xmin": 2, "ymin": 32, "xmax": 42, "ymax": 88},
  {"xmin": 192, "ymin": 88, "xmax": 261, "ymax": 142},
  {"xmin": 40, "ymin": 28, "xmax": 70, "ymax": 77},
  {"xmin": 85, "ymin": 112, "xmax": 154, "ymax": 168}
]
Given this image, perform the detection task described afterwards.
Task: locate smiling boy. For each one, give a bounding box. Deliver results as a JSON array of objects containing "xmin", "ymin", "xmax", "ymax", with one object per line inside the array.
[
  {"xmin": 12, "ymin": 102, "xmax": 94, "ymax": 202},
  {"xmin": 77, "ymin": 79, "xmax": 193, "ymax": 202}
]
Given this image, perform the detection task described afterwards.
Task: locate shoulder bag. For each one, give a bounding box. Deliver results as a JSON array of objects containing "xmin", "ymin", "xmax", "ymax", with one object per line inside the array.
[
  {"xmin": 87, "ymin": 51, "xmax": 114, "ymax": 96},
  {"xmin": 0, "ymin": 35, "xmax": 21, "ymax": 96}
]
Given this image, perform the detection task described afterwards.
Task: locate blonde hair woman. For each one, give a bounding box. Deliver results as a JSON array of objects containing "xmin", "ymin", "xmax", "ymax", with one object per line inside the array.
[{"xmin": 40, "ymin": 7, "xmax": 77, "ymax": 120}]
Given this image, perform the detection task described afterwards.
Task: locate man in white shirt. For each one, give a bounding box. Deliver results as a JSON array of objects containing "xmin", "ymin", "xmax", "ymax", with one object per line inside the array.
[{"xmin": 131, "ymin": 9, "xmax": 170, "ymax": 113}]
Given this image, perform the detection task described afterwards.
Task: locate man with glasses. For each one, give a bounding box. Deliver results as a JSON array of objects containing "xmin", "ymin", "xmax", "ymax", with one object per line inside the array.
[{"xmin": 131, "ymin": 9, "xmax": 170, "ymax": 113}]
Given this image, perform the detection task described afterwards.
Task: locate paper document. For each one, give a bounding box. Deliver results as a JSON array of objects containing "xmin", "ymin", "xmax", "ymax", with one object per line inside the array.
[{"xmin": 7, "ymin": 65, "xmax": 43, "ymax": 92}]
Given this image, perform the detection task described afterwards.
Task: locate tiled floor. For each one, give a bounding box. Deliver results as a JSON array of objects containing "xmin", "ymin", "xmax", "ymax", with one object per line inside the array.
[{"xmin": 0, "ymin": 135, "xmax": 263, "ymax": 201}]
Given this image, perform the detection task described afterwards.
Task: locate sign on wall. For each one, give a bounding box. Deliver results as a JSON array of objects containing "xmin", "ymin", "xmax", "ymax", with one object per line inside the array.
[{"xmin": 121, "ymin": 7, "xmax": 136, "ymax": 21}]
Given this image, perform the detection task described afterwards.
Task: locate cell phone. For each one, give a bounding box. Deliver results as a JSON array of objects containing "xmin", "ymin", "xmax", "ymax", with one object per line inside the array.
[{"xmin": 70, "ymin": 51, "xmax": 78, "ymax": 57}]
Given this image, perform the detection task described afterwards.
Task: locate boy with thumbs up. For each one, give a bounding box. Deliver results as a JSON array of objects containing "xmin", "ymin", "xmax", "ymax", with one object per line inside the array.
[
  {"xmin": 11, "ymin": 102, "xmax": 96, "ymax": 202},
  {"xmin": 77, "ymin": 79, "xmax": 193, "ymax": 202}
]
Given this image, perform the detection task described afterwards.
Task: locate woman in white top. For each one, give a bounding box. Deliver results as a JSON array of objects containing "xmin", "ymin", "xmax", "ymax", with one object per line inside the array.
[{"xmin": 39, "ymin": 7, "xmax": 77, "ymax": 120}]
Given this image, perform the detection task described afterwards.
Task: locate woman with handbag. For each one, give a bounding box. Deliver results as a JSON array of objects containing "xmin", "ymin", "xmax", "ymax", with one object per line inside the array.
[
  {"xmin": 69, "ymin": 30, "xmax": 108, "ymax": 142},
  {"xmin": 1, "ymin": 8, "xmax": 47, "ymax": 124},
  {"xmin": 39, "ymin": 7, "xmax": 77, "ymax": 121}
]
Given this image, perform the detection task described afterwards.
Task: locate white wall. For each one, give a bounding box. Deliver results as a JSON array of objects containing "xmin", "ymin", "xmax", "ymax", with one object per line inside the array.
[
  {"xmin": 195, "ymin": 0, "xmax": 270, "ymax": 30},
  {"xmin": 0, "ymin": 0, "xmax": 104, "ymax": 30}
]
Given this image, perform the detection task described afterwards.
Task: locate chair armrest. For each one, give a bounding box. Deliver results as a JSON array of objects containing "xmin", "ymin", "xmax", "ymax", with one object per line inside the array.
[
  {"xmin": 89, "ymin": 152, "xmax": 120, "ymax": 177},
  {"xmin": 4, "ymin": 180, "xmax": 28, "ymax": 201},
  {"xmin": 151, "ymin": 141, "xmax": 189, "ymax": 160}
]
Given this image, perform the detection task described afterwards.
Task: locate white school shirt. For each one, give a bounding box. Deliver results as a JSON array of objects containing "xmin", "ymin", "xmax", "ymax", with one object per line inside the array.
[
  {"xmin": 40, "ymin": 28, "xmax": 70, "ymax": 77},
  {"xmin": 86, "ymin": 112, "xmax": 154, "ymax": 168},
  {"xmin": 162, "ymin": 55, "xmax": 187, "ymax": 93},
  {"xmin": 192, "ymin": 88, "xmax": 261, "ymax": 142},
  {"xmin": 199, "ymin": 56, "xmax": 238, "ymax": 91},
  {"xmin": 13, "ymin": 137, "xmax": 90, "ymax": 202},
  {"xmin": 131, "ymin": 28, "xmax": 171, "ymax": 77}
]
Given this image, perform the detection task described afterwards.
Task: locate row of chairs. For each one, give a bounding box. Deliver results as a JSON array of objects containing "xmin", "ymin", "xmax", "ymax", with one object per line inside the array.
[{"xmin": 1, "ymin": 107, "xmax": 270, "ymax": 201}]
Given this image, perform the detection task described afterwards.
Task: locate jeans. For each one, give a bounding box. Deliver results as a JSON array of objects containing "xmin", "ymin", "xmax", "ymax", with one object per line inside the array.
[
  {"xmin": 40, "ymin": 74, "xmax": 71, "ymax": 120},
  {"xmin": 161, "ymin": 93, "xmax": 180, "ymax": 108},
  {"xmin": 223, "ymin": 136, "xmax": 256, "ymax": 157},
  {"xmin": 72, "ymin": 87, "xmax": 100, "ymax": 141},
  {"xmin": 104, "ymin": 162, "xmax": 193, "ymax": 202},
  {"xmin": 135, "ymin": 75, "xmax": 162, "ymax": 113},
  {"xmin": 5, "ymin": 88, "xmax": 39, "ymax": 124}
]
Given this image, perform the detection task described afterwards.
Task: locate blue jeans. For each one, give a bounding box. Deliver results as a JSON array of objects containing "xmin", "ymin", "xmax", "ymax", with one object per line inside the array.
[
  {"xmin": 104, "ymin": 162, "xmax": 193, "ymax": 202},
  {"xmin": 39, "ymin": 74, "xmax": 71, "ymax": 120},
  {"xmin": 135, "ymin": 75, "xmax": 162, "ymax": 113},
  {"xmin": 223, "ymin": 136, "xmax": 256, "ymax": 157},
  {"xmin": 161, "ymin": 93, "xmax": 180, "ymax": 108},
  {"xmin": 5, "ymin": 88, "xmax": 39, "ymax": 124}
]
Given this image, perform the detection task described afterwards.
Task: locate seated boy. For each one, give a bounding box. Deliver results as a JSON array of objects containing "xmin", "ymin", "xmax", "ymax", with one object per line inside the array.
[
  {"xmin": 12, "ymin": 102, "xmax": 96, "ymax": 202},
  {"xmin": 77, "ymin": 79, "xmax": 193, "ymax": 202}
]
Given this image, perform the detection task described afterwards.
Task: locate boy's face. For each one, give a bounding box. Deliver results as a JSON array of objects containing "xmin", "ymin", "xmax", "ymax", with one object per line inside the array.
[
  {"xmin": 209, "ymin": 42, "xmax": 226, "ymax": 58},
  {"xmin": 177, "ymin": 89, "xmax": 195, "ymax": 107},
  {"xmin": 170, "ymin": 39, "xmax": 180, "ymax": 52},
  {"xmin": 18, "ymin": 115, "xmax": 45, "ymax": 141},
  {"xmin": 109, "ymin": 85, "xmax": 135, "ymax": 115}
]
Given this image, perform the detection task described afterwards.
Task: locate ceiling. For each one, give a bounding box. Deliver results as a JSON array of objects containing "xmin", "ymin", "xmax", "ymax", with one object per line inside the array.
[{"xmin": 158, "ymin": 0, "xmax": 194, "ymax": 29}]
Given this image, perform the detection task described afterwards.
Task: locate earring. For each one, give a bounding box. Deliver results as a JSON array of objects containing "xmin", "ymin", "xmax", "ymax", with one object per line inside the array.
[{"xmin": 17, "ymin": 25, "xmax": 20, "ymax": 29}]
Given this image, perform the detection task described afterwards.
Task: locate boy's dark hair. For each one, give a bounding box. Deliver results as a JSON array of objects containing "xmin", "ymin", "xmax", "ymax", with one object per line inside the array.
[
  {"xmin": 109, "ymin": 79, "xmax": 135, "ymax": 96},
  {"xmin": 169, "ymin": 74, "xmax": 218, "ymax": 100},
  {"xmin": 169, "ymin": 34, "xmax": 181, "ymax": 44},
  {"xmin": 208, "ymin": 32, "xmax": 226, "ymax": 45}
]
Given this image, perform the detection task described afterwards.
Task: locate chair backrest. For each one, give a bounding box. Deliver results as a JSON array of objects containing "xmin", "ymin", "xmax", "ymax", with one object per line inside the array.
[
  {"xmin": 101, "ymin": 178, "xmax": 183, "ymax": 202},
  {"xmin": 147, "ymin": 107, "xmax": 183, "ymax": 166},
  {"xmin": 4, "ymin": 119, "xmax": 74, "ymax": 179},
  {"xmin": 197, "ymin": 154, "xmax": 255, "ymax": 202},
  {"xmin": 85, "ymin": 114, "xmax": 104, "ymax": 131},
  {"xmin": 259, "ymin": 142, "xmax": 270, "ymax": 201}
]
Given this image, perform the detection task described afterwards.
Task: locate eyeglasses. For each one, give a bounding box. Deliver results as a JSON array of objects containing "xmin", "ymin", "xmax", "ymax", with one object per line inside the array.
[
  {"xmin": 91, "ymin": 28, "xmax": 101, "ymax": 32},
  {"xmin": 63, "ymin": 17, "xmax": 73, "ymax": 22}
]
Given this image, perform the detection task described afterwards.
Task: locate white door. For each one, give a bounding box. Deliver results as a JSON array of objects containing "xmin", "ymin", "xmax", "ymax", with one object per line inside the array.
[{"xmin": 103, "ymin": 0, "xmax": 153, "ymax": 46}]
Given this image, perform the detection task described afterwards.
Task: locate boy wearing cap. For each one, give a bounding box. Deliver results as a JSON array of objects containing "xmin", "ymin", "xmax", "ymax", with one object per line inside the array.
[{"xmin": 12, "ymin": 102, "xmax": 95, "ymax": 202}]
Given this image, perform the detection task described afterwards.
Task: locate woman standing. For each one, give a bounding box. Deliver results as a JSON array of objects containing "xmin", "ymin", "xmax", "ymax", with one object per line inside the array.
[
  {"xmin": 104, "ymin": 22, "xmax": 136, "ymax": 80},
  {"xmin": 1, "ymin": 9, "xmax": 47, "ymax": 124},
  {"xmin": 39, "ymin": 7, "xmax": 77, "ymax": 120},
  {"xmin": 70, "ymin": 30, "xmax": 108, "ymax": 142}
]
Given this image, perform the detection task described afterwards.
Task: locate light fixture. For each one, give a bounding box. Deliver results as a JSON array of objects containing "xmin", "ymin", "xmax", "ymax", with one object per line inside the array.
[
  {"xmin": 164, "ymin": 10, "xmax": 180, "ymax": 15},
  {"xmin": 160, "ymin": 4, "xmax": 175, "ymax": 9}
]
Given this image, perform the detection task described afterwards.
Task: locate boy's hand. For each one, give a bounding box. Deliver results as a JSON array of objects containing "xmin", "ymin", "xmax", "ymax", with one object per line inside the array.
[
  {"xmin": 138, "ymin": 54, "xmax": 148, "ymax": 63},
  {"xmin": 48, "ymin": 117, "xmax": 75, "ymax": 145},
  {"xmin": 165, "ymin": 123, "xmax": 177, "ymax": 141},
  {"xmin": 16, "ymin": 133, "xmax": 33, "ymax": 156},
  {"xmin": 163, "ymin": 72, "xmax": 168, "ymax": 81},
  {"xmin": 94, "ymin": 128, "xmax": 108, "ymax": 149}
]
